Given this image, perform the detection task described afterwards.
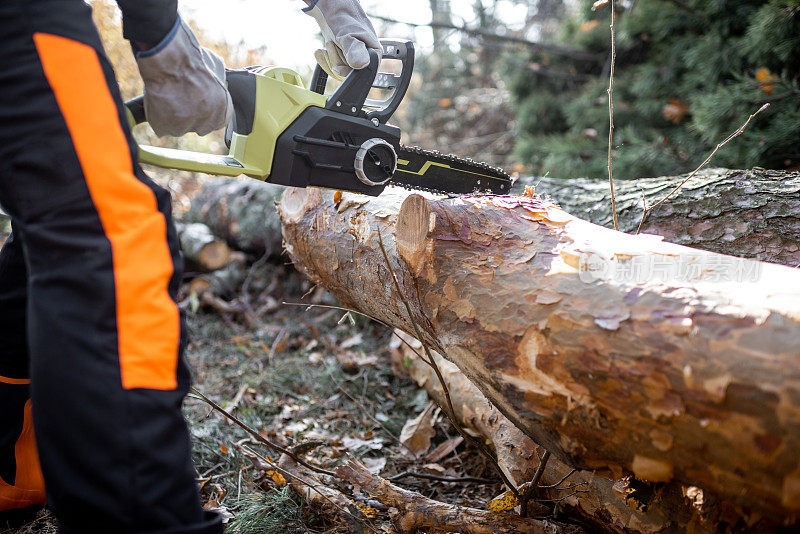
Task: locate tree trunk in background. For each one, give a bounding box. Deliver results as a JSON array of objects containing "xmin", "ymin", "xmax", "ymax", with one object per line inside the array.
[
  {"xmin": 516, "ymin": 168, "xmax": 800, "ymax": 267},
  {"xmin": 429, "ymin": 0, "xmax": 453, "ymax": 52},
  {"xmin": 390, "ymin": 330, "xmax": 724, "ymax": 534},
  {"xmin": 278, "ymin": 184, "xmax": 800, "ymax": 523},
  {"xmin": 184, "ymin": 177, "xmax": 284, "ymax": 257}
]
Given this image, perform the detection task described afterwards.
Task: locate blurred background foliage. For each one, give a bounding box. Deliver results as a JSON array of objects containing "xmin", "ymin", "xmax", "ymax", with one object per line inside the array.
[{"xmin": 509, "ymin": 0, "xmax": 800, "ymax": 179}]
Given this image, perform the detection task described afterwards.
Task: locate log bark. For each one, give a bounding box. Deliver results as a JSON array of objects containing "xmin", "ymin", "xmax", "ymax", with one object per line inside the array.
[
  {"xmin": 185, "ymin": 177, "xmax": 284, "ymax": 257},
  {"xmin": 390, "ymin": 330, "xmax": 729, "ymax": 534},
  {"xmin": 175, "ymin": 222, "xmax": 231, "ymax": 271},
  {"xmin": 278, "ymin": 185, "xmax": 800, "ymax": 522},
  {"xmin": 517, "ymin": 168, "xmax": 800, "ymax": 267}
]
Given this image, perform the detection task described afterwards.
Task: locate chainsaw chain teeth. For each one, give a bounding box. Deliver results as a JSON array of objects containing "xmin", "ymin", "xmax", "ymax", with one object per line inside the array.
[{"xmin": 390, "ymin": 144, "xmax": 511, "ymax": 196}]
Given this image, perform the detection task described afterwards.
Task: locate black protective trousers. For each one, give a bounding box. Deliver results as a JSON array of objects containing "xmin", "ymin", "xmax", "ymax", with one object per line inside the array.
[{"xmin": 0, "ymin": 1, "xmax": 221, "ymax": 532}]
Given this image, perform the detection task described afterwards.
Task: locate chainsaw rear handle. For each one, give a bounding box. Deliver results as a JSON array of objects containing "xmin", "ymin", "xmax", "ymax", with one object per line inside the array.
[
  {"xmin": 312, "ymin": 38, "xmax": 414, "ymax": 125},
  {"xmin": 126, "ymin": 94, "xmax": 146, "ymax": 125}
]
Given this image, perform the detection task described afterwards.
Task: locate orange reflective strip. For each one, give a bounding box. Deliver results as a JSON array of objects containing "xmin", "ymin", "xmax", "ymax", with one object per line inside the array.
[
  {"xmin": 0, "ymin": 400, "xmax": 45, "ymax": 511},
  {"xmin": 0, "ymin": 376, "xmax": 30, "ymax": 385},
  {"xmin": 34, "ymin": 33, "xmax": 179, "ymax": 390}
]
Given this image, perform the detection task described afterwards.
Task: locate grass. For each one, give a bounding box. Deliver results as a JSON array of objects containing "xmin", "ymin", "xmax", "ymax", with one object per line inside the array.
[{"xmin": 1, "ymin": 262, "xmax": 503, "ymax": 533}]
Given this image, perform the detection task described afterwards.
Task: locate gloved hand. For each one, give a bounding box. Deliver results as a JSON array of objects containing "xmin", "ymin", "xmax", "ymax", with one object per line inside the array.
[
  {"xmin": 304, "ymin": 0, "xmax": 382, "ymax": 81},
  {"xmin": 135, "ymin": 16, "xmax": 233, "ymax": 137}
]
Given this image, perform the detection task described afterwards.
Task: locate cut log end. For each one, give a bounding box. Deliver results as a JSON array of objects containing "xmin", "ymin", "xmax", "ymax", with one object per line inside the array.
[
  {"xmin": 196, "ymin": 240, "xmax": 231, "ymax": 271},
  {"xmin": 280, "ymin": 187, "xmax": 314, "ymax": 223}
]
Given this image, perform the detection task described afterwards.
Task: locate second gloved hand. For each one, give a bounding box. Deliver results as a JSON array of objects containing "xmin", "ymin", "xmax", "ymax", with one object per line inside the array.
[
  {"xmin": 135, "ymin": 16, "xmax": 233, "ymax": 137},
  {"xmin": 304, "ymin": 0, "xmax": 382, "ymax": 80}
]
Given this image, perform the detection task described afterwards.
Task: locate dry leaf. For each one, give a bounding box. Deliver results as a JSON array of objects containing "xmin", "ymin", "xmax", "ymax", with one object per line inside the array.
[
  {"xmin": 400, "ymin": 402, "xmax": 437, "ymax": 456},
  {"xmin": 487, "ymin": 489, "xmax": 519, "ymax": 512},
  {"xmin": 357, "ymin": 503, "xmax": 379, "ymax": 518},
  {"xmin": 755, "ymin": 67, "xmax": 777, "ymax": 95},
  {"xmin": 266, "ymin": 469, "xmax": 287, "ymax": 486},
  {"xmin": 590, "ymin": 0, "xmax": 609, "ymax": 10},
  {"xmin": 439, "ymin": 98, "xmax": 452, "ymax": 108},
  {"xmin": 343, "ymin": 436, "xmax": 385, "ymax": 451},
  {"xmin": 362, "ymin": 457, "xmax": 387, "ymax": 474},
  {"xmin": 662, "ymin": 98, "xmax": 689, "ymax": 125}
]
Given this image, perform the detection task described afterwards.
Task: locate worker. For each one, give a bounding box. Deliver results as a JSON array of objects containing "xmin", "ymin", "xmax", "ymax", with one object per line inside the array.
[{"xmin": 0, "ymin": 0, "xmax": 379, "ymax": 531}]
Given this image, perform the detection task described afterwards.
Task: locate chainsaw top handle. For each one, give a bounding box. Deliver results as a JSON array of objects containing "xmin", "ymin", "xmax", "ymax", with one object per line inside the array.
[
  {"xmin": 125, "ymin": 38, "xmax": 414, "ymax": 128},
  {"xmin": 311, "ymin": 39, "xmax": 414, "ymax": 125}
]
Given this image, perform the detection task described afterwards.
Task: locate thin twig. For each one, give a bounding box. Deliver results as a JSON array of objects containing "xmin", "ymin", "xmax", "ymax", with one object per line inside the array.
[
  {"xmin": 538, "ymin": 468, "xmax": 578, "ymax": 489},
  {"xmin": 189, "ymin": 387, "xmax": 335, "ymax": 477},
  {"xmin": 607, "ymin": 0, "xmax": 619, "ymax": 231},
  {"xmin": 533, "ymin": 489, "xmax": 591, "ymax": 503},
  {"xmin": 369, "ymin": 14, "xmax": 601, "ymax": 61},
  {"xmin": 520, "ymin": 450, "xmax": 551, "ymax": 517},
  {"xmin": 389, "ymin": 471, "xmax": 499, "ymax": 484},
  {"xmin": 636, "ymin": 103, "xmax": 770, "ymax": 234},
  {"xmin": 375, "ymin": 231, "xmax": 520, "ymax": 499}
]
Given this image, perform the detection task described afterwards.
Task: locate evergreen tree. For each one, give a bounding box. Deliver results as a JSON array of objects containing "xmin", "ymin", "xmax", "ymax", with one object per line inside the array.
[{"xmin": 511, "ymin": 0, "xmax": 800, "ymax": 179}]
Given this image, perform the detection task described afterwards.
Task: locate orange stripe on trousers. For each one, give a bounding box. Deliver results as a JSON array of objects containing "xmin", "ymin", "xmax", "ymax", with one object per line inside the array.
[
  {"xmin": 0, "ymin": 376, "xmax": 30, "ymax": 385},
  {"xmin": 33, "ymin": 33, "xmax": 179, "ymax": 390}
]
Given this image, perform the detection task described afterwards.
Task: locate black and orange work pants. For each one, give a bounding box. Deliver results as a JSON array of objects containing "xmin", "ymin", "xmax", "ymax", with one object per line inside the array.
[{"xmin": 0, "ymin": 1, "xmax": 221, "ymax": 532}]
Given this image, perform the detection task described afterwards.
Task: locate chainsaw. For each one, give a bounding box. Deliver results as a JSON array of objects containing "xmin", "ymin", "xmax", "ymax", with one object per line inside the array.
[{"xmin": 125, "ymin": 39, "xmax": 511, "ymax": 197}]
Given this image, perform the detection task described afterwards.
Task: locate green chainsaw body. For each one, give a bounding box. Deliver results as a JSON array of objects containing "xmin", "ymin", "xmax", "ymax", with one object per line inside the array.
[
  {"xmin": 126, "ymin": 39, "xmax": 511, "ymax": 196},
  {"xmin": 135, "ymin": 67, "xmax": 327, "ymax": 179}
]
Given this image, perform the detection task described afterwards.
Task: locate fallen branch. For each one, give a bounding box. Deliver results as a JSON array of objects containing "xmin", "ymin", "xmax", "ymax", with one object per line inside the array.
[{"xmin": 337, "ymin": 459, "xmax": 573, "ymax": 534}]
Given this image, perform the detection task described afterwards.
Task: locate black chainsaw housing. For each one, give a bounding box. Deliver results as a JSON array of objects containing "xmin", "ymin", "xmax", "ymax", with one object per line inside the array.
[{"xmin": 268, "ymin": 107, "xmax": 401, "ymax": 196}]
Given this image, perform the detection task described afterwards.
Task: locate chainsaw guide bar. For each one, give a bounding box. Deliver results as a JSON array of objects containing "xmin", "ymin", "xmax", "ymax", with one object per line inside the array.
[{"xmin": 394, "ymin": 145, "xmax": 512, "ymax": 196}]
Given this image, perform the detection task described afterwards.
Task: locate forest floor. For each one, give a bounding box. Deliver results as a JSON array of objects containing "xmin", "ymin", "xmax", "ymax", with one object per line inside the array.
[{"xmin": 0, "ymin": 257, "xmax": 506, "ymax": 534}]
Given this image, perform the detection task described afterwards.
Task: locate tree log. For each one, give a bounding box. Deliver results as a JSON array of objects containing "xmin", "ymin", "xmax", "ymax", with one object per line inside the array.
[
  {"xmin": 517, "ymin": 168, "xmax": 800, "ymax": 266},
  {"xmin": 175, "ymin": 222, "xmax": 231, "ymax": 272},
  {"xmin": 278, "ymin": 185, "xmax": 800, "ymax": 522},
  {"xmin": 390, "ymin": 330, "xmax": 736, "ymax": 533},
  {"xmin": 185, "ymin": 177, "xmax": 284, "ymax": 257}
]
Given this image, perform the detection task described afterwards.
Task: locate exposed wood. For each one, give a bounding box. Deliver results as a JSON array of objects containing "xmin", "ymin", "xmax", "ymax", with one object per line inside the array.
[
  {"xmin": 336, "ymin": 459, "xmax": 577, "ymax": 534},
  {"xmin": 391, "ymin": 330, "xmax": 727, "ymax": 533},
  {"xmin": 185, "ymin": 177, "xmax": 284, "ymax": 257},
  {"xmin": 518, "ymin": 168, "xmax": 800, "ymax": 266},
  {"xmin": 278, "ymin": 184, "xmax": 800, "ymax": 521},
  {"xmin": 175, "ymin": 222, "xmax": 231, "ymax": 271}
]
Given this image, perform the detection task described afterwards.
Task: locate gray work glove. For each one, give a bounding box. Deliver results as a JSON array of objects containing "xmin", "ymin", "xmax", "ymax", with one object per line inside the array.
[
  {"xmin": 304, "ymin": 0, "xmax": 382, "ymax": 81},
  {"xmin": 135, "ymin": 16, "xmax": 233, "ymax": 137}
]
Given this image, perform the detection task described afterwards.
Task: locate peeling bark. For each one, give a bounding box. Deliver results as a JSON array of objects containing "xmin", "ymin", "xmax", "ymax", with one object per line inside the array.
[
  {"xmin": 518, "ymin": 168, "xmax": 800, "ymax": 266},
  {"xmin": 278, "ymin": 185, "xmax": 800, "ymax": 522},
  {"xmin": 390, "ymin": 330, "xmax": 748, "ymax": 533}
]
